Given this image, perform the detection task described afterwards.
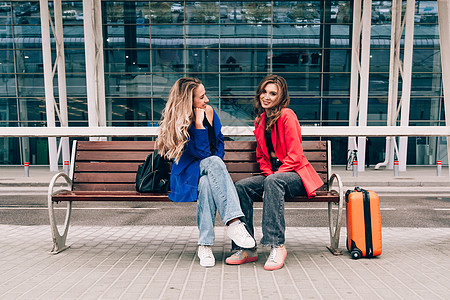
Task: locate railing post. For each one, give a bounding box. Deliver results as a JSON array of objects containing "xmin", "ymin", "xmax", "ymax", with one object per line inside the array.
[
  {"xmin": 436, "ymin": 160, "xmax": 442, "ymax": 176},
  {"xmin": 24, "ymin": 162, "xmax": 29, "ymax": 177},
  {"xmin": 63, "ymin": 160, "xmax": 70, "ymax": 176},
  {"xmin": 394, "ymin": 160, "xmax": 399, "ymax": 177}
]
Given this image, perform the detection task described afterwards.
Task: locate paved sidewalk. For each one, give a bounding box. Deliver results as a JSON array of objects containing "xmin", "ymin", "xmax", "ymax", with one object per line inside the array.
[
  {"xmin": 0, "ymin": 166, "xmax": 449, "ymax": 299},
  {"xmin": 0, "ymin": 225, "xmax": 449, "ymax": 299}
]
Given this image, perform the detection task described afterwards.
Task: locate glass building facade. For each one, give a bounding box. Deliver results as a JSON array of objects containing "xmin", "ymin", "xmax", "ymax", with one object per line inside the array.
[{"xmin": 0, "ymin": 0, "xmax": 446, "ymax": 166}]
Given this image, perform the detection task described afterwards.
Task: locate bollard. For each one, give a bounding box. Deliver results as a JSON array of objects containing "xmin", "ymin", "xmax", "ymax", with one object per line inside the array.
[
  {"xmin": 436, "ymin": 160, "xmax": 442, "ymax": 176},
  {"xmin": 24, "ymin": 162, "xmax": 29, "ymax": 177},
  {"xmin": 352, "ymin": 160, "xmax": 358, "ymax": 177},
  {"xmin": 394, "ymin": 160, "xmax": 399, "ymax": 177},
  {"xmin": 63, "ymin": 160, "xmax": 70, "ymax": 175}
]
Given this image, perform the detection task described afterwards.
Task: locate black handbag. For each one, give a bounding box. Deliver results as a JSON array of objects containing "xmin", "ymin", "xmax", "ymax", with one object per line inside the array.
[{"xmin": 135, "ymin": 150, "xmax": 170, "ymax": 193}]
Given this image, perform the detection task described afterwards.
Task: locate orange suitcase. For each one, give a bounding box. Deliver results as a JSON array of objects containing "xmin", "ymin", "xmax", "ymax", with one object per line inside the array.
[{"xmin": 345, "ymin": 187, "xmax": 382, "ymax": 259}]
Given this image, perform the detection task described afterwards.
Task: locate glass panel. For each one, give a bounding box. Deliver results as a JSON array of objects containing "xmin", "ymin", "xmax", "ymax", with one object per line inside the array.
[
  {"xmin": 279, "ymin": 1, "xmax": 321, "ymax": 25},
  {"xmin": 369, "ymin": 49, "xmax": 390, "ymax": 73},
  {"xmin": 105, "ymin": 1, "xmax": 151, "ymax": 25},
  {"xmin": 0, "ymin": 22, "xmax": 12, "ymax": 40},
  {"xmin": 330, "ymin": 24, "xmax": 351, "ymax": 46},
  {"xmin": 273, "ymin": 25, "xmax": 320, "ymax": 47},
  {"xmin": 290, "ymin": 97, "xmax": 321, "ymax": 121},
  {"xmin": 13, "ymin": 24, "xmax": 41, "ymax": 41},
  {"xmin": 0, "ymin": 50, "xmax": 14, "ymax": 72},
  {"xmin": 186, "ymin": 1, "xmax": 219, "ymax": 24},
  {"xmin": 368, "ymin": 73, "xmax": 389, "ymax": 95},
  {"xmin": 367, "ymin": 97, "xmax": 388, "ymax": 122},
  {"xmin": 152, "ymin": 73, "xmax": 183, "ymax": 97},
  {"xmin": 152, "ymin": 48, "xmax": 183, "ymax": 73},
  {"xmin": 186, "ymin": 25, "xmax": 219, "ymax": 48},
  {"xmin": 149, "ymin": 1, "xmax": 183, "ymax": 24},
  {"xmin": 13, "ymin": 49, "xmax": 42, "ymax": 73},
  {"xmin": 221, "ymin": 74, "xmax": 265, "ymax": 98},
  {"xmin": 221, "ymin": 49, "xmax": 269, "ymax": 72},
  {"xmin": 13, "ymin": 1, "xmax": 40, "ymax": 25},
  {"xmin": 278, "ymin": 73, "xmax": 321, "ymax": 95},
  {"xmin": 322, "ymin": 97, "xmax": 349, "ymax": 122},
  {"xmin": 411, "ymin": 73, "xmax": 442, "ymax": 94},
  {"xmin": 187, "ymin": 49, "xmax": 219, "ymax": 73},
  {"xmin": 220, "ymin": 24, "xmax": 270, "ymax": 40},
  {"xmin": 105, "ymin": 73, "xmax": 152, "ymax": 98},
  {"xmin": 65, "ymin": 74, "xmax": 87, "ymax": 96},
  {"xmin": 322, "ymin": 73, "xmax": 350, "ymax": 95},
  {"xmin": 410, "ymin": 97, "xmax": 442, "ymax": 122},
  {"xmin": 104, "ymin": 49, "xmax": 149, "ymax": 73},
  {"xmin": 150, "ymin": 25, "xmax": 184, "ymax": 48},
  {"xmin": 272, "ymin": 49, "xmax": 322, "ymax": 72},
  {"xmin": 412, "ymin": 49, "xmax": 440, "ymax": 73},
  {"xmin": 415, "ymin": 1, "xmax": 438, "ymax": 25},
  {"xmin": 186, "ymin": 73, "xmax": 219, "ymax": 98},
  {"xmin": 0, "ymin": 74, "xmax": 15, "ymax": 96},
  {"xmin": 371, "ymin": 0, "xmax": 392, "ymax": 24},
  {"xmin": 66, "ymin": 96, "xmax": 87, "ymax": 121}
]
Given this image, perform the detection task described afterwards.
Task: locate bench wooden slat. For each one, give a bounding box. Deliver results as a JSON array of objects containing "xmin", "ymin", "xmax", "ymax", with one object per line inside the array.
[
  {"xmin": 73, "ymin": 184, "xmax": 137, "ymax": 191},
  {"xmin": 76, "ymin": 162, "xmax": 141, "ymax": 172},
  {"xmin": 74, "ymin": 173, "xmax": 136, "ymax": 183},
  {"xmin": 76, "ymin": 151, "xmax": 149, "ymax": 161},
  {"xmin": 53, "ymin": 190, "xmax": 338, "ymax": 203},
  {"xmin": 77, "ymin": 141, "xmax": 156, "ymax": 151}
]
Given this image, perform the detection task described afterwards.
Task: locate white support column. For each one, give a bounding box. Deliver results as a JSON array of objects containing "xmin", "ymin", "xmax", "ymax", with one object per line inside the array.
[
  {"xmin": 438, "ymin": 0, "xmax": 450, "ymax": 177},
  {"xmin": 39, "ymin": 0, "xmax": 58, "ymax": 171},
  {"xmin": 378, "ymin": 0, "xmax": 403, "ymax": 170},
  {"xmin": 349, "ymin": 0, "xmax": 372, "ymax": 172},
  {"xmin": 348, "ymin": 0, "xmax": 362, "ymax": 158},
  {"xmin": 83, "ymin": 0, "xmax": 106, "ymax": 141},
  {"xmin": 357, "ymin": 0, "xmax": 372, "ymax": 172},
  {"xmin": 53, "ymin": 0, "xmax": 70, "ymax": 169},
  {"xmin": 398, "ymin": 0, "xmax": 416, "ymax": 171}
]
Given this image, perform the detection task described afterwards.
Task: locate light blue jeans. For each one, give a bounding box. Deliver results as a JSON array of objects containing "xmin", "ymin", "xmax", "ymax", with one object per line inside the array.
[{"xmin": 197, "ymin": 156, "xmax": 245, "ymax": 245}]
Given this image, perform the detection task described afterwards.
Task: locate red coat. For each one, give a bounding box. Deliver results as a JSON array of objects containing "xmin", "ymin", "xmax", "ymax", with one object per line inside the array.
[{"xmin": 254, "ymin": 108, "xmax": 324, "ymax": 198}]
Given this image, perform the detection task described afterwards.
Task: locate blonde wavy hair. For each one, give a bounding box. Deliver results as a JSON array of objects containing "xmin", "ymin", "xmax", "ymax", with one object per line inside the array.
[
  {"xmin": 253, "ymin": 75, "xmax": 290, "ymax": 131},
  {"xmin": 156, "ymin": 77, "xmax": 202, "ymax": 163}
]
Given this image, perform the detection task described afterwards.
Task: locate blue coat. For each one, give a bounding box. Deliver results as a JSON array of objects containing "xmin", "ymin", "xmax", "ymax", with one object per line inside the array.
[{"xmin": 168, "ymin": 109, "xmax": 224, "ymax": 202}]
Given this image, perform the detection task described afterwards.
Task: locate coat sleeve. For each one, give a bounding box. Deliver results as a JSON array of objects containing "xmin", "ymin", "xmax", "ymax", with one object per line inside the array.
[
  {"xmin": 213, "ymin": 109, "xmax": 225, "ymax": 159},
  {"xmin": 184, "ymin": 126, "xmax": 212, "ymax": 160},
  {"xmin": 275, "ymin": 110, "xmax": 304, "ymax": 174}
]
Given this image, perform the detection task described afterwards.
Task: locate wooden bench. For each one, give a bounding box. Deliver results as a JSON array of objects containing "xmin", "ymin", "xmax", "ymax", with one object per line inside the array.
[{"xmin": 48, "ymin": 140, "xmax": 344, "ymax": 254}]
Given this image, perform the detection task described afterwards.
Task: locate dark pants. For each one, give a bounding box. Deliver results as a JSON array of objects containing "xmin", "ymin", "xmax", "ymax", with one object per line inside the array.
[{"xmin": 232, "ymin": 172, "xmax": 307, "ymax": 250}]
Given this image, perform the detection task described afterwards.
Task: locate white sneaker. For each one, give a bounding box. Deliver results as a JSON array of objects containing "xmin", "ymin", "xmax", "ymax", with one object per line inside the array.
[
  {"xmin": 226, "ymin": 222, "xmax": 256, "ymax": 249},
  {"xmin": 198, "ymin": 245, "xmax": 215, "ymax": 267}
]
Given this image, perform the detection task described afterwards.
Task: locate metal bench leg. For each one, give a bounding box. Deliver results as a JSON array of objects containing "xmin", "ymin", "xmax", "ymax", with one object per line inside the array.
[
  {"xmin": 327, "ymin": 173, "xmax": 344, "ymax": 255},
  {"xmin": 48, "ymin": 172, "xmax": 73, "ymax": 254}
]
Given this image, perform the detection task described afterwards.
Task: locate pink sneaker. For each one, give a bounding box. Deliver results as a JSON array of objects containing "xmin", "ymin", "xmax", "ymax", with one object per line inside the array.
[
  {"xmin": 264, "ymin": 245, "xmax": 287, "ymax": 271},
  {"xmin": 225, "ymin": 249, "xmax": 258, "ymax": 265}
]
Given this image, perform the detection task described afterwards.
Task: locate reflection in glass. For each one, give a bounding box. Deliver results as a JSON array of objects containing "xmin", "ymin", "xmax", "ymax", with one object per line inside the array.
[
  {"xmin": 187, "ymin": 50, "xmax": 219, "ymax": 73},
  {"xmin": 289, "ymin": 97, "xmax": 321, "ymax": 121},
  {"xmin": 221, "ymin": 49, "xmax": 269, "ymax": 73},
  {"xmin": 186, "ymin": 1, "xmax": 219, "ymax": 24},
  {"xmin": 277, "ymin": 73, "xmax": 321, "ymax": 94},
  {"xmin": 322, "ymin": 73, "xmax": 350, "ymax": 95}
]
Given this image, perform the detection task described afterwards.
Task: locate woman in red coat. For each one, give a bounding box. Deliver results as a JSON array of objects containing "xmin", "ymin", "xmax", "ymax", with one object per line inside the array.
[{"xmin": 226, "ymin": 75, "xmax": 324, "ymax": 271}]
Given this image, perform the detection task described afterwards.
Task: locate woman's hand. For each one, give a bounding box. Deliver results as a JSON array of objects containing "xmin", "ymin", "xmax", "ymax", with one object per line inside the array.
[{"xmin": 194, "ymin": 107, "xmax": 205, "ymax": 129}]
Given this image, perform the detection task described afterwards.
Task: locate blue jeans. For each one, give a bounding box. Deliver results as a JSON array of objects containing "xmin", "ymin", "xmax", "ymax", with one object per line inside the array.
[
  {"xmin": 197, "ymin": 156, "xmax": 244, "ymax": 245},
  {"xmin": 233, "ymin": 172, "xmax": 307, "ymax": 249}
]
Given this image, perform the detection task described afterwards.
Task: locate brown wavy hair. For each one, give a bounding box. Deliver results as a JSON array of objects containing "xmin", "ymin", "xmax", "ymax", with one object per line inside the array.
[
  {"xmin": 253, "ymin": 75, "xmax": 290, "ymax": 130},
  {"xmin": 156, "ymin": 77, "xmax": 202, "ymax": 163}
]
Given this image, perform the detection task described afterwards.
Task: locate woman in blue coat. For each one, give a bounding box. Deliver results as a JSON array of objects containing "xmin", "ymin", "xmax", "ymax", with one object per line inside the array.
[{"xmin": 156, "ymin": 77, "xmax": 255, "ymax": 267}]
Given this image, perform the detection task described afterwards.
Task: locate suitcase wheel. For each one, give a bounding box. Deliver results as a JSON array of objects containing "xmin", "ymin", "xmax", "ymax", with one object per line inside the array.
[{"xmin": 351, "ymin": 249, "xmax": 362, "ymax": 259}]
